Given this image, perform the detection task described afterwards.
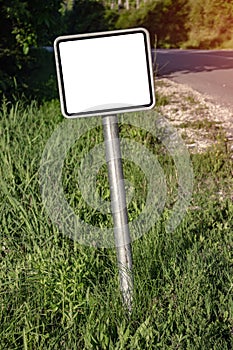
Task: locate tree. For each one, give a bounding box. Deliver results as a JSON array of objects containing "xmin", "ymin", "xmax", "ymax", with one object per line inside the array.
[
  {"xmin": 116, "ymin": 0, "xmax": 189, "ymax": 47},
  {"xmin": 187, "ymin": 0, "xmax": 233, "ymax": 48},
  {"xmin": 0, "ymin": 0, "xmax": 121, "ymax": 98},
  {"xmin": 65, "ymin": 0, "xmax": 117, "ymax": 35},
  {"xmin": 0, "ymin": 0, "xmax": 63, "ymax": 97},
  {"xmin": 0, "ymin": 0, "xmax": 62, "ymax": 55}
]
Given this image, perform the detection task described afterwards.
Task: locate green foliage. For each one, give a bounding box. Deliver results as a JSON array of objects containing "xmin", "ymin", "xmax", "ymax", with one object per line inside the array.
[
  {"xmin": 65, "ymin": 0, "xmax": 118, "ymax": 34},
  {"xmin": 0, "ymin": 0, "xmax": 62, "ymax": 51},
  {"xmin": 115, "ymin": 0, "xmax": 233, "ymax": 48},
  {"xmin": 0, "ymin": 100, "xmax": 232, "ymax": 348},
  {"xmin": 0, "ymin": 0, "xmax": 118, "ymax": 99},
  {"xmin": 116, "ymin": 0, "xmax": 189, "ymax": 48},
  {"xmin": 0, "ymin": 0, "xmax": 63, "ymax": 98},
  {"xmin": 186, "ymin": 0, "xmax": 233, "ymax": 48},
  {"xmin": 1, "ymin": 0, "xmax": 233, "ymax": 100}
]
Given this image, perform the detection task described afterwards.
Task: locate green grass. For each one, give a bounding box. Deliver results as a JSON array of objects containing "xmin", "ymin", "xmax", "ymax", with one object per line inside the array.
[
  {"xmin": 178, "ymin": 118, "xmax": 221, "ymax": 131},
  {"xmin": 0, "ymin": 99, "xmax": 232, "ymax": 349},
  {"xmin": 155, "ymin": 93, "xmax": 170, "ymax": 107}
]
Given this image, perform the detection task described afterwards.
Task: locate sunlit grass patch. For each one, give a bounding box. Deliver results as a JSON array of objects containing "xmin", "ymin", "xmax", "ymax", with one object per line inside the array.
[{"xmin": 0, "ymin": 99, "xmax": 232, "ymax": 349}]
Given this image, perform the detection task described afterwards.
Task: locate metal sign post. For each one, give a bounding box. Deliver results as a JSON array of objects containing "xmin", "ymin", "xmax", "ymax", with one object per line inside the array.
[
  {"xmin": 54, "ymin": 28, "xmax": 155, "ymax": 314},
  {"xmin": 102, "ymin": 115, "xmax": 133, "ymax": 313}
]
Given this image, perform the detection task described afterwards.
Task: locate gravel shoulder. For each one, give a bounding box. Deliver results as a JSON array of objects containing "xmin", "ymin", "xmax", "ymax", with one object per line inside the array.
[{"xmin": 155, "ymin": 78, "xmax": 233, "ymax": 155}]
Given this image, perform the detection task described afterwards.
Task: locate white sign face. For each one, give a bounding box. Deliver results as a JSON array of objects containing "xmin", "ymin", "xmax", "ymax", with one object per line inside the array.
[{"xmin": 54, "ymin": 28, "xmax": 155, "ymax": 118}]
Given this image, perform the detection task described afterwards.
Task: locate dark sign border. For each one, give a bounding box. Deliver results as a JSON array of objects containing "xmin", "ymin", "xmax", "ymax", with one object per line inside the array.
[{"xmin": 54, "ymin": 28, "xmax": 155, "ymax": 118}]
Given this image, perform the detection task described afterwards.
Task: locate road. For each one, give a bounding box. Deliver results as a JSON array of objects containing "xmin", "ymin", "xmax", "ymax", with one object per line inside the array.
[{"xmin": 155, "ymin": 49, "xmax": 233, "ymax": 108}]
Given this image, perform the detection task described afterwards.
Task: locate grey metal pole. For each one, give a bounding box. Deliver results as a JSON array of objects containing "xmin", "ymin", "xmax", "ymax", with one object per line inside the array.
[{"xmin": 102, "ymin": 115, "xmax": 133, "ymax": 314}]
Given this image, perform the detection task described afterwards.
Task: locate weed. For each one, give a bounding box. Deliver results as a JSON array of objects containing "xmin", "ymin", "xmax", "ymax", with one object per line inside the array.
[
  {"xmin": 156, "ymin": 92, "xmax": 170, "ymax": 107},
  {"xmin": 185, "ymin": 95, "xmax": 196, "ymax": 104},
  {"xmin": 0, "ymin": 100, "xmax": 232, "ymax": 349}
]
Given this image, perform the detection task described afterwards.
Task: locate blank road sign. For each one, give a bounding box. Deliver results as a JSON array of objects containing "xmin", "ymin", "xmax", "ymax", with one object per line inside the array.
[{"xmin": 54, "ymin": 28, "xmax": 155, "ymax": 118}]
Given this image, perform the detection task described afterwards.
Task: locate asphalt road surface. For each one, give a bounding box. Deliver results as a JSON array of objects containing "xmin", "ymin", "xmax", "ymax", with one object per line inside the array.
[{"xmin": 155, "ymin": 49, "xmax": 233, "ymax": 108}]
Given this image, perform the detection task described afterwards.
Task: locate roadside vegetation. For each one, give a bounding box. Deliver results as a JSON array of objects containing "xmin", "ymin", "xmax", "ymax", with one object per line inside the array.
[
  {"xmin": 0, "ymin": 1, "xmax": 233, "ymax": 348},
  {"xmin": 0, "ymin": 95, "xmax": 232, "ymax": 349},
  {"xmin": 1, "ymin": 0, "xmax": 233, "ymax": 99}
]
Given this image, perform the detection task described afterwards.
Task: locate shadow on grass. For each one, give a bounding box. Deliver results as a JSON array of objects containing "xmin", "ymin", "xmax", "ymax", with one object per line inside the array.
[{"xmin": 1, "ymin": 48, "xmax": 58, "ymax": 103}]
